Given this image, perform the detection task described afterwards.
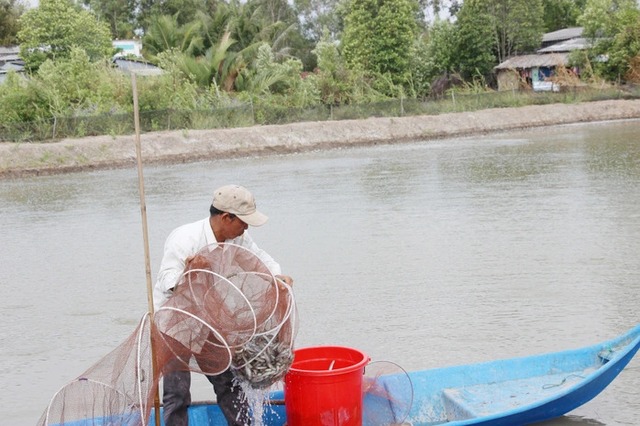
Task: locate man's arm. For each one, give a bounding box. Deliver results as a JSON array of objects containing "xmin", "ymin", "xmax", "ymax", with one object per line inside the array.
[
  {"xmin": 153, "ymin": 228, "xmax": 195, "ymax": 309},
  {"xmin": 237, "ymin": 232, "xmax": 282, "ymax": 276},
  {"xmin": 236, "ymin": 233, "xmax": 293, "ymax": 285}
]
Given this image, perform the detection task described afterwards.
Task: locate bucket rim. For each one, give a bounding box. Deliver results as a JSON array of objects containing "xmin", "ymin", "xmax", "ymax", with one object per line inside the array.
[{"xmin": 287, "ymin": 345, "xmax": 370, "ymax": 376}]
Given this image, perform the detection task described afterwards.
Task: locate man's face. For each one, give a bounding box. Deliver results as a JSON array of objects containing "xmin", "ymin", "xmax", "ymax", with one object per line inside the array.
[{"xmin": 221, "ymin": 213, "xmax": 248, "ymax": 240}]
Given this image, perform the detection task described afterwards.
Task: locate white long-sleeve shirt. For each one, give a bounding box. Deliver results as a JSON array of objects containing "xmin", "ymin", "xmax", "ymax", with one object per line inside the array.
[{"xmin": 153, "ymin": 217, "xmax": 281, "ymax": 310}]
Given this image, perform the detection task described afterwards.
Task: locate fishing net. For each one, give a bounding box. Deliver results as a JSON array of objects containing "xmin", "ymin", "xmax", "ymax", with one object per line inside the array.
[
  {"xmin": 38, "ymin": 243, "xmax": 297, "ymax": 426},
  {"xmin": 363, "ymin": 360, "xmax": 414, "ymax": 426}
]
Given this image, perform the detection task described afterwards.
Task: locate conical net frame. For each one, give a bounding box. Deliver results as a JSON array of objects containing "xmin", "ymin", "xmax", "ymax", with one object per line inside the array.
[
  {"xmin": 176, "ymin": 268, "xmax": 258, "ymax": 347},
  {"xmin": 227, "ymin": 271, "xmax": 284, "ymax": 337},
  {"xmin": 38, "ymin": 313, "xmax": 155, "ymax": 426},
  {"xmin": 153, "ymin": 268, "xmax": 255, "ymax": 376},
  {"xmin": 38, "ymin": 242, "xmax": 298, "ymax": 425},
  {"xmin": 232, "ymin": 282, "xmax": 297, "ymax": 369}
]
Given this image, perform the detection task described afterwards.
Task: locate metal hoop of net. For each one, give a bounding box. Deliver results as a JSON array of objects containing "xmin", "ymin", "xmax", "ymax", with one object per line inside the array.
[{"xmin": 38, "ymin": 242, "xmax": 298, "ymax": 425}]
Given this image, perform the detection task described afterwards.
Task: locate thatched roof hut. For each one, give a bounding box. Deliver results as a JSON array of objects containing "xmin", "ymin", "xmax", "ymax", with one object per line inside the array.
[
  {"xmin": 494, "ymin": 53, "xmax": 570, "ymax": 71},
  {"xmin": 494, "ymin": 27, "xmax": 588, "ymax": 91}
]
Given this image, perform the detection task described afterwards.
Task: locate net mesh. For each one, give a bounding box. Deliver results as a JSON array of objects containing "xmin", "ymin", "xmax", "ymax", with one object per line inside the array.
[
  {"xmin": 363, "ymin": 361, "xmax": 414, "ymax": 426},
  {"xmin": 38, "ymin": 243, "xmax": 297, "ymax": 426}
]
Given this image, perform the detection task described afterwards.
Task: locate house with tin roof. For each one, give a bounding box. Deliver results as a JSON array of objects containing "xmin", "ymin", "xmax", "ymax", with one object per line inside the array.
[
  {"xmin": 0, "ymin": 46, "xmax": 25, "ymax": 84},
  {"xmin": 494, "ymin": 27, "xmax": 589, "ymax": 91},
  {"xmin": 0, "ymin": 42, "xmax": 162, "ymax": 83}
]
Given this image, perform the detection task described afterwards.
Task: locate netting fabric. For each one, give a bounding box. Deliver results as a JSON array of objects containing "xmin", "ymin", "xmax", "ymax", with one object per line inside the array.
[
  {"xmin": 363, "ymin": 361, "xmax": 414, "ymax": 426},
  {"xmin": 38, "ymin": 243, "xmax": 297, "ymax": 426}
]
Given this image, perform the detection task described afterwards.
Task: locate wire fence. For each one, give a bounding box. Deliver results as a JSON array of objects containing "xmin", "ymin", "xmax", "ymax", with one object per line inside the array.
[{"xmin": 2, "ymin": 86, "xmax": 639, "ymax": 143}]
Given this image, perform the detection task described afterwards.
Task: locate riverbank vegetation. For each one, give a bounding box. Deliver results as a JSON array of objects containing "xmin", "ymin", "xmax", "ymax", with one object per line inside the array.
[{"xmin": 1, "ymin": 0, "xmax": 640, "ymax": 142}]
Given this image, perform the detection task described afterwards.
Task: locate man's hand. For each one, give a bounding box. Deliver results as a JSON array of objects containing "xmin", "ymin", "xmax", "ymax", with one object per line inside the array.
[
  {"xmin": 276, "ymin": 275, "xmax": 294, "ymax": 286},
  {"xmin": 185, "ymin": 254, "xmax": 211, "ymax": 271}
]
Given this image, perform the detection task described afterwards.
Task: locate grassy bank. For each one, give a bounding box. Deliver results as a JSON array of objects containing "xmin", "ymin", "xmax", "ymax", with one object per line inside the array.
[
  {"xmin": 2, "ymin": 98, "xmax": 640, "ymax": 179},
  {"xmin": 2, "ymin": 86, "xmax": 639, "ymax": 144}
]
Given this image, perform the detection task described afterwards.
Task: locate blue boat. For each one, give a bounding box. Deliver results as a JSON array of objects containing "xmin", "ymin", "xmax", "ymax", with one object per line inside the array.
[
  {"xmin": 401, "ymin": 322, "xmax": 640, "ymax": 425},
  {"xmin": 51, "ymin": 324, "xmax": 640, "ymax": 425},
  {"xmin": 168, "ymin": 323, "xmax": 640, "ymax": 426}
]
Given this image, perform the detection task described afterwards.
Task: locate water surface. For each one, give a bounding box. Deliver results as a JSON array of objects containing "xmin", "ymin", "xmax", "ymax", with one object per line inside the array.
[{"xmin": 1, "ymin": 119, "xmax": 639, "ymax": 425}]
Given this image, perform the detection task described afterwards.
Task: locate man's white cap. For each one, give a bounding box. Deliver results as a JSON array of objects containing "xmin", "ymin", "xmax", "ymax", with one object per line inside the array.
[{"xmin": 212, "ymin": 185, "xmax": 268, "ymax": 226}]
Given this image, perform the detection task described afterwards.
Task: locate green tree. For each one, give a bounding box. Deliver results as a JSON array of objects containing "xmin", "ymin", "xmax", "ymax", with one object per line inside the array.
[
  {"xmin": 579, "ymin": 0, "xmax": 637, "ymax": 38},
  {"xmin": 83, "ymin": 0, "xmax": 137, "ymax": 39},
  {"xmin": 137, "ymin": 0, "xmax": 218, "ymax": 31},
  {"xmin": 34, "ymin": 47, "xmax": 127, "ymax": 116},
  {"xmin": 0, "ymin": 47, "xmax": 129, "ymax": 126},
  {"xmin": 409, "ymin": 19, "xmax": 459, "ymax": 95},
  {"xmin": 453, "ymin": 0, "xmax": 496, "ymax": 79},
  {"xmin": 408, "ymin": 34, "xmax": 433, "ymax": 98},
  {"xmin": 238, "ymin": 42, "xmax": 319, "ymax": 104},
  {"xmin": 541, "ymin": 0, "xmax": 586, "ymax": 32},
  {"xmin": 312, "ymin": 27, "xmax": 353, "ymax": 103},
  {"xmin": 454, "ymin": 0, "xmax": 544, "ymax": 68},
  {"xmin": 222, "ymin": 0, "xmax": 315, "ymax": 69},
  {"xmin": 0, "ymin": 0, "xmax": 25, "ymax": 45},
  {"xmin": 144, "ymin": 0, "xmax": 311, "ymax": 93},
  {"xmin": 294, "ymin": 0, "xmax": 342, "ymax": 42},
  {"xmin": 424, "ymin": 19, "xmax": 458, "ymax": 76},
  {"xmin": 17, "ymin": 0, "xmax": 114, "ymax": 71},
  {"xmin": 0, "ymin": 71, "xmax": 48, "ymax": 124},
  {"xmin": 228, "ymin": 0, "xmax": 301, "ymax": 55},
  {"xmin": 578, "ymin": 0, "xmax": 640, "ymax": 81},
  {"xmin": 311, "ymin": 28, "xmax": 387, "ymax": 103},
  {"xmin": 142, "ymin": 13, "xmax": 205, "ymax": 61},
  {"xmin": 485, "ymin": 0, "xmax": 545, "ymax": 62},
  {"xmin": 165, "ymin": 31, "xmax": 244, "ymax": 91},
  {"xmin": 341, "ymin": 0, "xmax": 419, "ymax": 86}
]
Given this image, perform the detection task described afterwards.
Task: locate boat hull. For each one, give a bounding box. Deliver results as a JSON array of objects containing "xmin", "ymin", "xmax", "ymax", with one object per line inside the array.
[
  {"xmin": 403, "ymin": 324, "xmax": 640, "ymax": 425},
  {"xmin": 50, "ymin": 324, "xmax": 640, "ymax": 425},
  {"xmin": 178, "ymin": 324, "xmax": 640, "ymax": 426}
]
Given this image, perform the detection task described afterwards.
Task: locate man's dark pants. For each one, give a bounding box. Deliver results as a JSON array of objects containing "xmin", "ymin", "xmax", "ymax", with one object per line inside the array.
[{"xmin": 163, "ymin": 368, "xmax": 251, "ymax": 426}]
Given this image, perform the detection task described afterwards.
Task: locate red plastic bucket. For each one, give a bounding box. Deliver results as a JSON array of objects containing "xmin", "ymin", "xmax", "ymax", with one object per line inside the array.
[{"xmin": 284, "ymin": 346, "xmax": 370, "ymax": 426}]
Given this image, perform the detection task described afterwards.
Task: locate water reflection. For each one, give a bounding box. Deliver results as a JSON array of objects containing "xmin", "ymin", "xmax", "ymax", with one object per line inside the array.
[
  {"xmin": 2, "ymin": 178, "xmax": 82, "ymax": 214},
  {"xmin": 359, "ymin": 157, "xmax": 422, "ymax": 201}
]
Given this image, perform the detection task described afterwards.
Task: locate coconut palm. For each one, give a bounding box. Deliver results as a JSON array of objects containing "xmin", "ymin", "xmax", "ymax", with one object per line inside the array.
[{"xmin": 142, "ymin": 13, "xmax": 205, "ymax": 61}]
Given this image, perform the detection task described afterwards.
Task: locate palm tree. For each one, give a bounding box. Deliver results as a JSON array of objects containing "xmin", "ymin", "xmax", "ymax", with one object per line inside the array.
[
  {"xmin": 142, "ymin": 13, "xmax": 205, "ymax": 61},
  {"xmin": 172, "ymin": 31, "xmax": 250, "ymax": 91}
]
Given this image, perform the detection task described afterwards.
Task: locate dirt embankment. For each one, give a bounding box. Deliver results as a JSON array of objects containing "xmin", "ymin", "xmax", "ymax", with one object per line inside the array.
[{"xmin": 2, "ymin": 99, "xmax": 640, "ymax": 178}]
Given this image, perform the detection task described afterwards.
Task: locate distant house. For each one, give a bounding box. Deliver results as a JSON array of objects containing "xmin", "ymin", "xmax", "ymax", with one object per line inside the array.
[
  {"xmin": 539, "ymin": 27, "xmax": 585, "ymax": 50},
  {"xmin": 0, "ymin": 46, "xmax": 25, "ymax": 84},
  {"xmin": 111, "ymin": 39, "xmax": 163, "ymax": 76},
  {"xmin": 0, "ymin": 46, "xmax": 21, "ymax": 65},
  {"xmin": 112, "ymin": 40, "xmax": 143, "ymax": 58},
  {"xmin": 495, "ymin": 27, "xmax": 588, "ymax": 91},
  {"xmin": 0, "ymin": 42, "xmax": 162, "ymax": 83}
]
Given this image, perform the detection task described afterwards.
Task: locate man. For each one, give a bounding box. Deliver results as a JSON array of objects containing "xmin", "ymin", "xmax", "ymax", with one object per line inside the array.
[{"xmin": 154, "ymin": 184, "xmax": 293, "ymax": 426}]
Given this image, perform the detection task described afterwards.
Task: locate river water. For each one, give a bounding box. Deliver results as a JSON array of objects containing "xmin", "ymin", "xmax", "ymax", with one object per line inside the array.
[{"xmin": 2, "ymin": 119, "xmax": 639, "ymax": 425}]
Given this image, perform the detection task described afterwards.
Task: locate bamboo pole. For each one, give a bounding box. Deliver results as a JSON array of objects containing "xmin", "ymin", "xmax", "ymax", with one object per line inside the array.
[{"xmin": 131, "ymin": 72, "xmax": 162, "ymax": 426}]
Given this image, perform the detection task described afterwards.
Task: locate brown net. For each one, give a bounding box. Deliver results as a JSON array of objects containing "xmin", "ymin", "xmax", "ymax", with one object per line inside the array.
[{"xmin": 38, "ymin": 243, "xmax": 297, "ymax": 426}]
